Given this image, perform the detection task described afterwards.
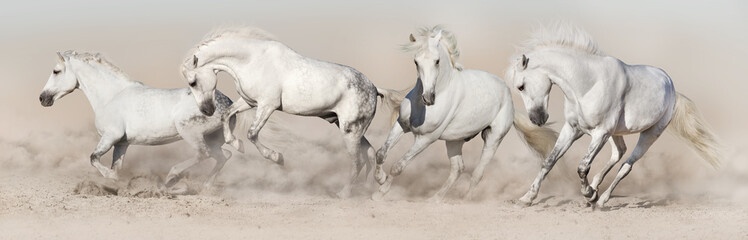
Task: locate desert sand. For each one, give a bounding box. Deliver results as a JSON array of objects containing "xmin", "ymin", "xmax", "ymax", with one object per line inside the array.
[{"xmin": 1, "ymin": 117, "xmax": 747, "ymax": 240}]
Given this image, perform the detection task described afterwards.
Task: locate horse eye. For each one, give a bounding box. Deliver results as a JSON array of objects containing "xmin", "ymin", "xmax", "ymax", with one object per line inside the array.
[
  {"xmin": 518, "ymin": 84, "xmax": 525, "ymax": 91},
  {"xmin": 414, "ymin": 60, "xmax": 418, "ymax": 67},
  {"xmin": 189, "ymin": 81, "xmax": 197, "ymax": 87},
  {"xmin": 53, "ymin": 69, "xmax": 61, "ymax": 75},
  {"xmin": 435, "ymin": 59, "xmax": 440, "ymax": 66}
]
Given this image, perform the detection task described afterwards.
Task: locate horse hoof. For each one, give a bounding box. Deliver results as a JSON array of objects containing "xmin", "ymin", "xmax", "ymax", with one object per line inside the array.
[
  {"xmin": 164, "ymin": 173, "xmax": 183, "ymax": 188},
  {"xmin": 517, "ymin": 196, "xmax": 533, "ymax": 207},
  {"xmin": 586, "ymin": 190, "xmax": 599, "ymax": 203},
  {"xmin": 581, "ymin": 186, "xmax": 595, "ymax": 199},
  {"xmin": 273, "ymin": 152, "xmax": 284, "ymax": 166},
  {"xmin": 371, "ymin": 191, "xmax": 385, "ymax": 201}
]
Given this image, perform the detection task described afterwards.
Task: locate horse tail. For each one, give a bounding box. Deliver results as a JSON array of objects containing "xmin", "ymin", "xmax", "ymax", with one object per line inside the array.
[
  {"xmin": 376, "ymin": 86, "xmax": 411, "ymax": 125},
  {"xmin": 513, "ymin": 111, "xmax": 559, "ymax": 157},
  {"xmin": 667, "ymin": 92, "xmax": 721, "ymax": 169}
]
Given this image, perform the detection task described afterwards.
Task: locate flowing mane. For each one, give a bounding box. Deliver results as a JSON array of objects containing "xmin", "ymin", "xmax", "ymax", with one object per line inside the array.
[
  {"xmin": 63, "ymin": 51, "xmax": 139, "ymax": 83},
  {"xmin": 183, "ymin": 26, "xmax": 277, "ymax": 68},
  {"xmin": 402, "ymin": 25, "xmax": 463, "ymax": 71},
  {"xmin": 518, "ymin": 22, "xmax": 605, "ymax": 56}
]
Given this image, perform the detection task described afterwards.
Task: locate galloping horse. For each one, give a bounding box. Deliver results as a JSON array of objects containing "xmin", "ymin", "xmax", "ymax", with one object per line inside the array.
[
  {"xmin": 507, "ymin": 23, "xmax": 721, "ymax": 207},
  {"xmin": 181, "ymin": 27, "xmax": 398, "ymax": 198},
  {"xmin": 373, "ymin": 26, "xmax": 559, "ymax": 202},
  {"xmin": 40, "ymin": 51, "xmax": 237, "ymax": 188}
]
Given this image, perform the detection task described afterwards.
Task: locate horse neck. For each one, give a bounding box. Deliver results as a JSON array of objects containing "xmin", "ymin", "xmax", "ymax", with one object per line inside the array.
[
  {"xmin": 199, "ymin": 39, "xmax": 291, "ymax": 82},
  {"xmin": 71, "ymin": 60, "xmax": 136, "ymax": 111},
  {"xmin": 534, "ymin": 48, "xmax": 597, "ymax": 102}
]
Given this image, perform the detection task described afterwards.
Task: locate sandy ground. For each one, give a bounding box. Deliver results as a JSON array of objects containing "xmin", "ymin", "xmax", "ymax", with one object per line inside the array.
[
  {"xmin": 1, "ymin": 123, "xmax": 746, "ymax": 239},
  {"xmin": 1, "ymin": 170, "xmax": 746, "ymax": 240}
]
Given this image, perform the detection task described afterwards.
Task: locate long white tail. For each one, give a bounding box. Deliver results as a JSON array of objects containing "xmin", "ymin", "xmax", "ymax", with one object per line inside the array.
[
  {"xmin": 513, "ymin": 112, "xmax": 559, "ymax": 157},
  {"xmin": 667, "ymin": 92, "xmax": 721, "ymax": 169},
  {"xmin": 376, "ymin": 86, "xmax": 412, "ymax": 125}
]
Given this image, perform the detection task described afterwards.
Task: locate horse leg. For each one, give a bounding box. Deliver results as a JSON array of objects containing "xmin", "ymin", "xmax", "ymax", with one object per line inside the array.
[
  {"xmin": 165, "ymin": 128, "xmax": 210, "ymax": 187},
  {"xmin": 518, "ymin": 123, "xmax": 582, "ymax": 206},
  {"xmin": 204, "ymin": 130, "xmax": 232, "ymax": 188},
  {"xmin": 578, "ymin": 132, "xmax": 610, "ymax": 201},
  {"xmin": 372, "ymin": 135, "xmax": 436, "ymax": 201},
  {"xmin": 360, "ymin": 137, "xmax": 376, "ymax": 183},
  {"xmin": 336, "ymin": 130, "xmax": 367, "ymax": 198},
  {"xmin": 589, "ymin": 136, "xmax": 626, "ymax": 201},
  {"xmin": 374, "ymin": 122, "xmax": 405, "ymax": 185},
  {"xmin": 90, "ymin": 134, "xmax": 123, "ymax": 179},
  {"xmin": 428, "ymin": 140, "xmax": 465, "ymax": 203},
  {"xmin": 110, "ymin": 143, "xmax": 129, "ymax": 179},
  {"xmin": 465, "ymin": 121, "xmax": 510, "ymax": 200},
  {"xmin": 247, "ymin": 105, "xmax": 283, "ymax": 165},
  {"xmin": 223, "ymin": 99, "xmax": 251, "ymax": 153},
  {"xmin": 596, "ymin": 127, "xmax": 664, "ymax": 208}
]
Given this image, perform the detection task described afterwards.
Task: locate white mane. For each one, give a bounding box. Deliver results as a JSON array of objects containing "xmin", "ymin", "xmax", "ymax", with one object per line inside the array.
[
  {"xmin": 402, "ymin": 25, "xmax": 463, "ymax": 71},
  {"xmin": 518, "ymin": 22, "xmax": 604, "ymax": 57},
  {"xmin": 63, "ymin": 51, "xmax": 139, "ymax": 83},
  {"xmin": 183, "ymin": 26, "xmax": 277, "ymax": 68}
]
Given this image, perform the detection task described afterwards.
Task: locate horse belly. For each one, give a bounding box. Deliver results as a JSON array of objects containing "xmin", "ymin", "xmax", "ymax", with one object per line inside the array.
[{"xmin": 440, "ymin": 107, "xmax": 497, "ymax": 141}]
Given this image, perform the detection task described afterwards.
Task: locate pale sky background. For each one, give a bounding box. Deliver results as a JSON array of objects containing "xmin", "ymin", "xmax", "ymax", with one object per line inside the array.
[{"xmin": 1, "ymin": 0, "xmax": 747, "ymax": 179}]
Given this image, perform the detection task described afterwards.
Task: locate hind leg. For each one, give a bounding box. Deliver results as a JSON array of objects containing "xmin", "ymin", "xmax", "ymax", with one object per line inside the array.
[
  {"xmin": 596, "ymin": 126, "xmax": 665, "ymax": 208},
  {"xmin": 223, "ymin": 99, "xmax": 251, "ymax": 153},
  {"xmin": 428, "ymin": 140, "xmax": 465, "ymax": 203},
  {"xmin": 165, "ymin": 127, "xmax": 210, "ymax": 187},
  {"xmin": 465, "ymin": 122, "xmax": 511, "ymax": 200},
  {"xmin": 360, "ymin": 137, "xmax": 376, "ymax": 183},
  {"xmin": 204, "ymin": 130, "xmax": 232, "ymax": 188},
  {"xmin": 247, "ymin": 105, "xmax": 284, "ymax": 165},
  {"xmin": 588, "ymin": 136, "xmax": 626, "ymax": 202}
]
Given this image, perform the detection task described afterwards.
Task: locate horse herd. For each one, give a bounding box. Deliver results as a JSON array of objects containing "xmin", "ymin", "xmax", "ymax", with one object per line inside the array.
[{"xmin": 39, "ymin": 23, "xmax": 720, "ymax": 208}]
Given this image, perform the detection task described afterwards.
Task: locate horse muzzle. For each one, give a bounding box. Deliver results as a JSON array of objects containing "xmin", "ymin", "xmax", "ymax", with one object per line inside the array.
[
  {"xmin": 39, "ymin": 92, "xmax": 54, "ymax": 107},
  {"xmin": 422, "ymin": 92, "xmax": 435, "ymax": 106},
  {"xmin": 199, "ymin": 100, "xmax": 216, "ymax": 116},
  {"xmin": 529, "ymin": 108, "xmax": 548, "ymax": 126}
]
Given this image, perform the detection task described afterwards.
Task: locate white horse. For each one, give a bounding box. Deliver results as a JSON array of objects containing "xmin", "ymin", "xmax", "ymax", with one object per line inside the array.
[
  {"xmin": 39, "ymin": 51, "xmax": 237, "ymax": 188},
  {"xmin": 181, "ymin": 27, "xmax": 394, "ymax": 198},
  {"xmin": 507, "ymin": 23, "xmax": 721, "ymax": 208},
  {"xmin": 372, "ymin": 26, "xmax": 559, "ymax": 202}
]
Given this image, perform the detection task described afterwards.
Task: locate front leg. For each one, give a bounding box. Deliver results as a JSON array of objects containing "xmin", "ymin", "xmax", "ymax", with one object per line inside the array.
[
  {"xmin": 578, "ymin": 131, "xmax": 610, "ymax": 201},
  {"xmin": 374, "ymin": 122, "xmax": 405, "ymax": 184},
  {"xmin": 222, "ymin": 99, "xmax": 252, "ymax": 153},
  {"xmin": 372, "ymin": 135, "xmax": 436, "ymax": 201},
  {"xmin": 248, "ymin": 104, "xmax": 283, "ymax": 165},
  {"xmin": 90, "ymin": 134, "xmax": 123, "ymax": 179},
  {"xmin": 518, "ymin": 123, "xmax": 582, "ymax": 206}
]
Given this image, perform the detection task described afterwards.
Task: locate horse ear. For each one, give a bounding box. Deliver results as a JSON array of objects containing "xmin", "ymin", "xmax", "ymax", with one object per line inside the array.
[
  {"xmin": 409, "ymin": 34, "xmax": 416, "ymax": 42},
  {"xmin": 192, "ymin": 55, "xmax": 199, "ymax": 68},
  {"xmin": 56, "ymin": 52, "xmax": 65, "ymax": 62},
  {"xmin": 520, "ymin": 54, "xmax": 529, "ymax": 70}
]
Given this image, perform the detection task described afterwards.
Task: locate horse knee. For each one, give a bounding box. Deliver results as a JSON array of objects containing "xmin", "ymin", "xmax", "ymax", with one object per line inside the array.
[
  {"xmin": 577, "ymin": 164, "xmax": 590, "ymax": 178},
  {"xmin": 375, "ymin": 149, "xmax": 386, "ymax": 164}
]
